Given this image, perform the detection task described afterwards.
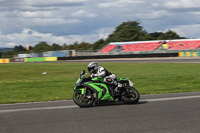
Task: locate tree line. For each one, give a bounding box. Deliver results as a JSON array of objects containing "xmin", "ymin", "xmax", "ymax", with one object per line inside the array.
[{"xmin": 1, "ymin": 21, "xmax": 186, "ymax": 58}]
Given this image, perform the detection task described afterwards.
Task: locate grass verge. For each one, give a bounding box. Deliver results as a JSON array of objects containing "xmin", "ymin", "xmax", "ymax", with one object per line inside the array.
[{"xmin": 0, "ymin": 62, "xmax": 200, "ymax": 104}]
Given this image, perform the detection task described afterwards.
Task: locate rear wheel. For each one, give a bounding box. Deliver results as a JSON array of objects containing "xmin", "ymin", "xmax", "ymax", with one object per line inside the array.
[
  {"xmin": 73, "ymin": 89, "xmax": 95, "ymax": 107},
  {"xmin": 121, "ymin": 86, "xmax": 140, "ymax": 104}
]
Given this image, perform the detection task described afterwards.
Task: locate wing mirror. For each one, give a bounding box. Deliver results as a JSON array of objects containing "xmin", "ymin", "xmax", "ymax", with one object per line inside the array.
[{"xmin": 80, "ymin": 70, "xmax": 85, "ymax": 76}]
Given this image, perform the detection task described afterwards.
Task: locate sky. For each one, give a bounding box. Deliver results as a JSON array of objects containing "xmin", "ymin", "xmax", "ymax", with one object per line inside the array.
[{"xmin": 0, "ymin": 0, "xmax": 200, "ymax": 48}]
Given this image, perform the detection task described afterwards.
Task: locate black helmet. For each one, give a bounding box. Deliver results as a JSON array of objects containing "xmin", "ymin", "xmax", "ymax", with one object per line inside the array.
[{"xmin": 88, "ymin": 62, "xmax": 98, "ymax": 74}]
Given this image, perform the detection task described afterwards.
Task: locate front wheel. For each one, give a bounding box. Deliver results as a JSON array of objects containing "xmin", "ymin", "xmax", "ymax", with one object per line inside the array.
[
  {"xmin": 73, "ymin": 89, "xmax": 95, "ymax": 107},
  {"xmin": 121, "ymin": 86, "xmax": 140, "ymax": 104}
]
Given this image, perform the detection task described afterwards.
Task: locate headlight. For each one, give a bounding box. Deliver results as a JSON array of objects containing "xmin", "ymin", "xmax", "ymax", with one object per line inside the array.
[{"xmin": 128, "ymin": 80, "xmax": 134, "ymax": 86}]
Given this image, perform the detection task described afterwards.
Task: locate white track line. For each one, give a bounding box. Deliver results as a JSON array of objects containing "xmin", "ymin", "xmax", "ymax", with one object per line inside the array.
[
  {"xmin": 1, "ymin": 95, "xmax": 200, "ymax": 113},
  {"xmin": 0, "ymin": 100, "xmax": 73, "ymax": 107},
  {"xmin": 140, "ymin": 95, "xmax": 200, "ymax": 102},
  {"xmin": 0, "ymin": 105, "xmax": 78, "ymax": 113}
]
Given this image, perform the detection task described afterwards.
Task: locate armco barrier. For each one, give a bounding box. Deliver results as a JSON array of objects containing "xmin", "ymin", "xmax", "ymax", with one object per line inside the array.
[
  {"xmin": 193, "ymin": 52, "xmax": 197, "ymax": 57},
  {"xmin": 178, "ymin": 51, "xmax": 200, "ymax": 57},
  {"xmin": 186, "ymin": 52, "xmax": 191, "ymax": 57},
  {"xmin": 198, "ymin": 51, "xmax": 200, "ymax": 56},
  {"xmin": 0, "ymin": 59, "xmax": 10, "ymax": 63},
  {"xmin": 178, "ymin": 52, "xmax": 184, "ymax": 57}
]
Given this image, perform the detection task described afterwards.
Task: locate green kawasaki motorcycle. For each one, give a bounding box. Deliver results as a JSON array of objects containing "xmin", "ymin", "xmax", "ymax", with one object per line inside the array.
[{"xmin": 73, "ymin": 70, "xmax": 140, "ymax": 107}]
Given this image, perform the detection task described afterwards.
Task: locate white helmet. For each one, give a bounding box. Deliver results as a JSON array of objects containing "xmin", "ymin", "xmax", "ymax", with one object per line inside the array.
[{"xmin": 88, "ymin": 62, "xmax": 98, "ymax": 73}]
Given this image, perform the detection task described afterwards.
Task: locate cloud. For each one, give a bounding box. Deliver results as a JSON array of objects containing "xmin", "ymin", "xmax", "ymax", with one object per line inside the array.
[
  {"xmin": 71, "ymin": 10, "xmax": 97, "ymax": 18},
  {"xmin": 33, "ymin": 0, "xmax": 88, "ymax": 4},
  {"xmin": 169, "ymin": 24, "xmax": 200, "ymax": 38},
  {"xmin": 132, "ymin": 10, "xmax": 171, "ymax": 20},
  {"xmin": 20, "ymin": 18, "xmax": 81, "ymax": 26},
  {"xmin": 28, "ymin": 0, "xmax": 90, "ymax": 7},
  {"xmin": 1, "ymin": 0, "xmax": 200, "ymax": 48},
  {"xmin": 0, "ymin": 29, "xmax": 72, "ymax": 47},
  {"xmin": 98, "ymin": 0, "xmax": 145, "ymax": 8},
  {"xmin": 19, "ymin": 11, "xmax": 53, "ymax": 18},
  {"xmin": 0, "ymin": 27, "xmax": 114, "ymax": 47},
  {"xmin": 165, "ymin": 0, "xmax": 200, "ymax": 9}
]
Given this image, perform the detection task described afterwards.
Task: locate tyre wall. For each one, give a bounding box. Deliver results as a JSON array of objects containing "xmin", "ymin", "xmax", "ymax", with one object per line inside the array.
[
  {"xmin": 0, "ymin": 59, "xmax": 9, "ymax": 63},
  {"xmin": 178, "ymin": 51, "xmax": 200, "ymax": 57}
]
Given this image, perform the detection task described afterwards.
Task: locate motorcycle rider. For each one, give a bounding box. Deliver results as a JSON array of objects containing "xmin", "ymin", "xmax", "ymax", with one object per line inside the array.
[{"xmin": 87, "ymin": 62, "xmax": 118, "ymax": 93}]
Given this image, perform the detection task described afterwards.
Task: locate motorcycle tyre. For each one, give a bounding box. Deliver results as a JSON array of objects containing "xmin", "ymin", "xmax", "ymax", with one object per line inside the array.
[
  {"xmin": 121, "ymin": 87, "xmax": 140, "ymax": 104},
  {"xmin": 73, "ymin": 89, "xmax": 95, "ymax": 107}
]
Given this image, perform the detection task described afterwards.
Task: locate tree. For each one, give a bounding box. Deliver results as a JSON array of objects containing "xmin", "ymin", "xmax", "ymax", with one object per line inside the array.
[
  {"xmin": 67, "ymin": 42, "xmax": 92, "ymax": 51},
  {"xmin": 32, "ymin": 41, "xmax": 51, "ymax": 52},
  {"xmin": 92, "ymin": 39, "xmax": 107, "ymax": 50},
  {"xmin": 78, "ymin": 42, "xmax": 92, "ymax": 50},
  {"xmin": 50, "ymin": 43, "xmax": 62, "ymax": 51},
  {"xmin": 160, "ymin": 30, "xmax": 186, "ymax": 40},
  {"xmin": 13, "ymin": 45, "xmax": 25, "ymax": 52},
  {"xmin": 148, "ymin": 32, "xmax": 165, "ymax": 40},
  {"xmin": 106, "ymin": 21, "xmax": 150, "ymax": 42},
  {"xmin": 62, "ymin": 43, "xmax": 69, "ymax": 50},
  {"xmin": 1, "ymin": 51, "xmax": 17, "ymax": 58},
  {"xmin": 67, "ymin": 41, "xmax": 78, "ymax": 50},
  {"xmin": 148, "ymin": 30, "xmax": 186, "ymax": 40}
]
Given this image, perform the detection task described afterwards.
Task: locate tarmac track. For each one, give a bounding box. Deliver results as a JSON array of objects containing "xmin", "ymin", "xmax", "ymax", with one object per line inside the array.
[{"xmin": 1, "ymin": 92, "xmax": 200, "ymax": 133}]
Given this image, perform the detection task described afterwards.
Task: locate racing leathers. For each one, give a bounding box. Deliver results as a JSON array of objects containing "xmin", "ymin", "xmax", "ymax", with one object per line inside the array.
[{"xmin": 90, "ymin": 66, "xmax": 118, "ymax": 88}]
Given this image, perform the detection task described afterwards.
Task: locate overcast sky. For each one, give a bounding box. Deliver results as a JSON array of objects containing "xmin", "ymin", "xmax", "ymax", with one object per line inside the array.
[{"xmin": 0, "ymin": 0, "xmax": 200, "ymax": 47}]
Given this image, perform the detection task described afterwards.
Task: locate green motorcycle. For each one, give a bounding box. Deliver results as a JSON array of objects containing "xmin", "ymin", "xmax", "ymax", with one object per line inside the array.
[{"xmin": 73, "ymin": 70, "xmax": 140, "ymax": 107}]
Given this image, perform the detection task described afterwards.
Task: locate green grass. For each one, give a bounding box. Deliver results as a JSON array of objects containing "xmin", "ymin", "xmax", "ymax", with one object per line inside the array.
[{"xmin": 0, "ymin": 62, "xmax": 200, "ymax": 104}]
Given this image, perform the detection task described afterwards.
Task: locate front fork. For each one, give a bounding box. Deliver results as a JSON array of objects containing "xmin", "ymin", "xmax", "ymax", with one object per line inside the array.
[
  {"xmin": 79, "ymin": 87, "xmax": 87, "ymax": 95},
  {"xmin": 79, "ymin": 87, "xmax": 92, "ymax": 99}
]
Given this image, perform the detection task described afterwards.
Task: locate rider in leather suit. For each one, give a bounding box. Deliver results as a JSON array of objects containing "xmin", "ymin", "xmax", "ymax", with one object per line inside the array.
[{"xmin": 87, "ymin": 62, "xmax": 118, "ymax": 90}]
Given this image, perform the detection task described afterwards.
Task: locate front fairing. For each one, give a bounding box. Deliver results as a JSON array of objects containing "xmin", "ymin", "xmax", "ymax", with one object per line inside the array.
[
  {"xmin": 84, "ymin": 82, "xmax": 114, "ymax": 101},
  {"xmin": 73, "ymin": 76, "xmax": 114, "ymax": 101},
  {"xmin": 73, "ymin": 70, "xmax": 114, "ymax": 102},
  {"xmin": 73, "ymin": 77, "xmax": 83, "ymax": 91}
]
